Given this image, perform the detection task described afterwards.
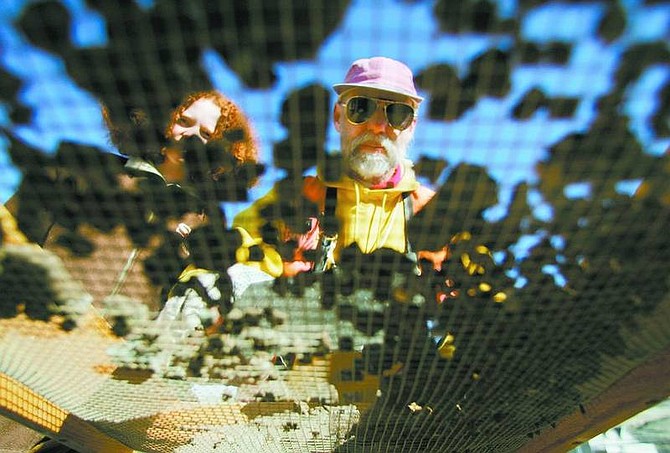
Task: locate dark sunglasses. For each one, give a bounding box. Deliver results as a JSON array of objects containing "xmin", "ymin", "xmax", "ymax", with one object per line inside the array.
[{"xmin": 341, "ymin": 96, "xmax": 416, "ymax": 131}]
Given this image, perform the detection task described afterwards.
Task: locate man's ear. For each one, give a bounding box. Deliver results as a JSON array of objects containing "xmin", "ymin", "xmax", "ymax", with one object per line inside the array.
[{"xmin": 333, "ymin": 103, "xmax": 342, "ymax": 132}]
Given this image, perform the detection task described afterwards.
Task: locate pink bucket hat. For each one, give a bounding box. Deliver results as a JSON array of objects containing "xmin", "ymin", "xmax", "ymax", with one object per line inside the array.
[{"xmin": 333, "ymin": 57, "xmax": 424, "ymax": 102}]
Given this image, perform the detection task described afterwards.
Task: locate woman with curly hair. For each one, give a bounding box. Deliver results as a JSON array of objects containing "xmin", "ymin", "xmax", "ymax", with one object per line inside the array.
[
  {"xmin": 160, "ymin": 90, "xmax": 259, "ymax": 185},
  {"xmin": 101, "ymin": 90, "xmax": 263, "ymax": 238},
  {"xmin": 2, "ymin": 90, "xmax": 264, "ymax": 312},
  {"xmin": 104, "ymin": 90, "xmax": 260, "ymax": 192},
  {"xmin": 101, "ymin": 90, "xmax": 269, "ymax": 297}
]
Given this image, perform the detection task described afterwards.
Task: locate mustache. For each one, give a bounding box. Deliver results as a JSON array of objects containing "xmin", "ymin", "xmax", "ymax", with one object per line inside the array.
[{"xmin": 349, "ymin": 132, "xmax": 395, "ymax": 155}]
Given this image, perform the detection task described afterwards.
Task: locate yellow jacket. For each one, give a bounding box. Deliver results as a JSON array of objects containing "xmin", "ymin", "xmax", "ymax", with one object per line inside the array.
[
  {"xmin": 323, "ymin": 160, "xmax": 431, "ymax": 256},
  {"xmin": 233, "ymin": 159, "xmax": 435, "ymax": 276}
]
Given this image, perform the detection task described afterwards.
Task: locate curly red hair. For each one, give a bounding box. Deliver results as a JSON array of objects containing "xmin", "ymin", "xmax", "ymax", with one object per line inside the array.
[{"xmin": 166, "ymin": 90, "xmax": 259, "ymax": 164}]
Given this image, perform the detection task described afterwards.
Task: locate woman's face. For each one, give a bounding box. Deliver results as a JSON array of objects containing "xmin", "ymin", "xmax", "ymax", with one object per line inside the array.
[{"xmin": 169, "ymin": 97, "xmax": 221, "ymax": 144}]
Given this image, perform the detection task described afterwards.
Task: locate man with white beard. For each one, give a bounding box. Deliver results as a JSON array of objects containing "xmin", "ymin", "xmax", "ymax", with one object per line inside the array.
[{"xmin": 233, "ymin": 57, "xmax": 449, "ymax": 277}]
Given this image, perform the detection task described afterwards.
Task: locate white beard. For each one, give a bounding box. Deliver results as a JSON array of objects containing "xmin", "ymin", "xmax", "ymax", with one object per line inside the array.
[
  {"xmin": 349, "ymin": 150, "xmax": 394, "ymax": 182},
  {"xmin": 343, "ymin": 132, "xmax": 411, "ymax": 186}
]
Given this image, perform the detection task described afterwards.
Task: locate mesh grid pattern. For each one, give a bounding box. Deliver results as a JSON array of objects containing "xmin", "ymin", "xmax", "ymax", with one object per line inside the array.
[{"xmin": 1, "ymin": 1, "xmax": 669, "ymax": 452}]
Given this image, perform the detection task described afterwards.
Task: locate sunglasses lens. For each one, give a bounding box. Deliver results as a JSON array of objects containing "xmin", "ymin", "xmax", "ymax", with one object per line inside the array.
[
  {"xmin": 346, "ymin": 97, "xmax": 376, "ymax": 124},
  {"xmin": 345, "ymin": 97, "xmax": 415, "ymax": 130},
  {"xmin": 386, "ymin": 103, "xmax": 414, "ymax": 130}
]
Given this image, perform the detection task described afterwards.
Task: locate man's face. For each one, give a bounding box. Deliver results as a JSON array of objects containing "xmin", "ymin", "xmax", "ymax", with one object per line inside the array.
[{"xmin": 335, "ymin": 89, "xmax": 416, "ymax": 186}]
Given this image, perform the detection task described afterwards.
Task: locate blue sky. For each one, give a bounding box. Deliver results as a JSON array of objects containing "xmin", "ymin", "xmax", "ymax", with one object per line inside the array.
[{"xmin": 1, "ymin": 0, "xmax": 668, "ymax": 222}]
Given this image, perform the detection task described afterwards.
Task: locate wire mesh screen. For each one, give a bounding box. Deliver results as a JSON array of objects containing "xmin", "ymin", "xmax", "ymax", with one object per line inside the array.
[{"xmin": 0, "ymin": 1, "xmax": 669, "ymax": 452}]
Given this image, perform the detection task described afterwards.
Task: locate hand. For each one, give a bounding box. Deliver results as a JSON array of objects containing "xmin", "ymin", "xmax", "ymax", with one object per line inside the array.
[
  {"xmin": 418, "ymin": 245, "xmax": 451, "ymax": 272},
  {"xmin": 170, "ymin": 212, "xmax": 207, "ymax": 238},
  {"xmin": 175, "ymin": 222, "xmax": 192, "ymax": 238},
  {"xmin": 282, "ymin": 260, "xmax": 313, "ymax": 277}
]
